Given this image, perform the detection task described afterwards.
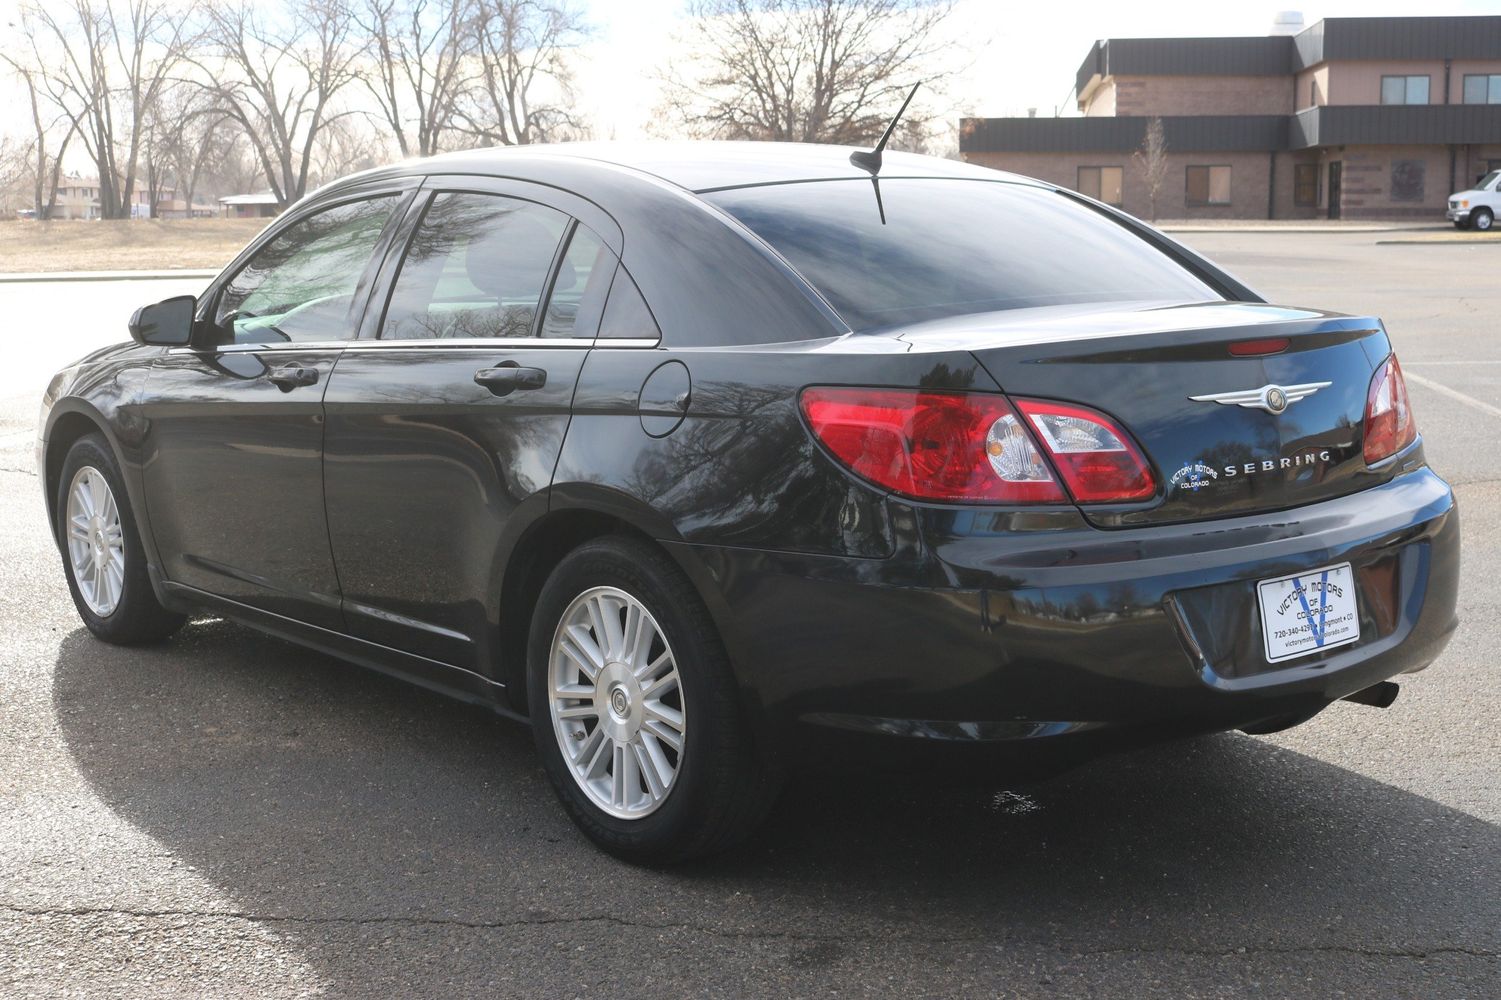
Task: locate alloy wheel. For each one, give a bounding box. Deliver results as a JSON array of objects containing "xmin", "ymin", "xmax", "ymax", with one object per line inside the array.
[
  {"xmin": 547, "ymin": 585, "xmax": 686, "ymax": 819},
  {"xmin": 65, "ymin": 465, "xmax": 125, "ymax": 616}
]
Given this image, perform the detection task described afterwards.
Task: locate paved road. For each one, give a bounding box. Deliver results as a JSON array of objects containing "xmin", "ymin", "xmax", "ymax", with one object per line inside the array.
[{"xmin": 1, "ymin": 240, "xmax": 1497, "ymax": 998}]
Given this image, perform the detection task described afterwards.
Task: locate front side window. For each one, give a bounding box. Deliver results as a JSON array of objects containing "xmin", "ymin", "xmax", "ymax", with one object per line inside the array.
[
  {"xmin": 1381, "ymin": 75, "xmax": 1429, "ymax": 105},
  {"xmin": 1463, "ymin": 74, "xmax": 1501, "ymax": 104},
  {"xmin": 1076, "ymin": 166, "xmax": 1123, "ymax": 206},
  {"xmin": 213, "ymin": 195, "xmax": 399, "ymax": 345},
  {"xmin": 1293, "ymin": 163, "xmax": 1320, "ymax": 207},
  {"xmin": 1186, "ymin": 165, "xmax": 1232, "ymax": 206},
  {"xmin": 705, "ymin": 179, "xmax": 1217, "ymax": 332},
  {"xmin": 381, "ymin": 192, "xmax": 569, "ymax": 340}
]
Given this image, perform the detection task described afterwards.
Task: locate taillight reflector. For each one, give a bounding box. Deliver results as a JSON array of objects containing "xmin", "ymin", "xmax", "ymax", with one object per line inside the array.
[
  {"xmin": 1013, "ymin": 398, "xmax": 1157, "ymax": 503},
  {"xmin": 1363, "ymin": 354, "xmax": 1417, "ymax": 463}
]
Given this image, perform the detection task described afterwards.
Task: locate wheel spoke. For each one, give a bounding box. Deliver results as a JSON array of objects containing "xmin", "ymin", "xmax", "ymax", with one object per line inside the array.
[
  {"xmin": 560, "ymin": 626, "xmax": 604, "ymax": 681},
  {"xmin": 592, "ymin": 594, "xmax": 625, "ymax": 660},
  {"xmin": 641, "ymin": 669, "xmax": 679, "ymax": 702},
  {"xmin": 637, "ymin": 732, "xmax": 673, "ymax": 798},
  {"xmin": 574, "ymin": 726, "xmax": 608, "ymax": 774},
  {"xmin": 633, "ymin": 737, "xmax": 666, "ymax": 801},
  {"xmin": 611, "ymin": 739, "xmax": 630, "ymax": 809},
  {"xmin": 635, "ymin": 648, "xmax": 672, "ymax": 681},
  {"xmin": 102, "ymin": 560, "xmax": 122, "ymax": 609},
  {"xmin": 555, "ymin": 703, "xmax": 598, "ymax": 721},
  {"xmin": 69, "ymin": 516, "xmax": 91, "ymax": 542},
  {"xmin": 88, "ymin": 473, "xmax": 107, "ymax": 519}
]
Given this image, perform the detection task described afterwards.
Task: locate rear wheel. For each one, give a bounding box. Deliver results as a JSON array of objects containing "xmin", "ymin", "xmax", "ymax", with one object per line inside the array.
[
  {"xmin": 57, "ymin": 434, "xmax": 185, "ymax": 644},
  {"xmin": 528, "ymin": 536, "xmax": 778, "ymax": 863},
  {"xmin": 1473, "ymin": 208, "xmax": 1494, "ymax": 232}
]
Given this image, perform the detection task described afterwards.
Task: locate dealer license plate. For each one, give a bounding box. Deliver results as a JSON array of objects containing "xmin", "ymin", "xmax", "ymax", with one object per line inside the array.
[{"xmin": 1256, "ymin": 563, "xmax": 1361, "ymax": 664}]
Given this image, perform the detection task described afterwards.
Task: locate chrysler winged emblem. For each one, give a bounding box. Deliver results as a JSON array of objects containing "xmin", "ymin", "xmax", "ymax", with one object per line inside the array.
[{"xmin": 1188, "ymin": 381, "xmax": 1331, "ymax": 415}]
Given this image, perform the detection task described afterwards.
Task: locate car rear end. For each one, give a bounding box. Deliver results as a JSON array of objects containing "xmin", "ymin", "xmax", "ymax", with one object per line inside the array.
[{"xmin": 691, "ymin": 171, "xmax": 1459, "ymax": 768}]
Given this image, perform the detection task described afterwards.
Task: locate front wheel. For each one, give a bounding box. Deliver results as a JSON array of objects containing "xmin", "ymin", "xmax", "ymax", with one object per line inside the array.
[
  {"xmin": 527, "ymin": 536, "xmax": 779, "ymax": 863},
  {"xmin": 56, "ymin": 434, "xmax": 185, "ymax": 644},
  {"xmin": 1473, "ymin": 208, "xmax": 1494, "ymax": 232}
]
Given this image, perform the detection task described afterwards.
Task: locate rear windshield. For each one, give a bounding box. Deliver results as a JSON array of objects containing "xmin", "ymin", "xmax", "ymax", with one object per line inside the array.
[{"xmin": 705, "ymin": 179, "xmax": 1218, "ymax": 331}]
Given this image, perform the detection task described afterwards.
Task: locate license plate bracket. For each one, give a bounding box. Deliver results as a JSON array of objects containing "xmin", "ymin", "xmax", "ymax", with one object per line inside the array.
[{"xmin": 1256, "ymin": 563, "xmax": 1360, "ymax": 664}]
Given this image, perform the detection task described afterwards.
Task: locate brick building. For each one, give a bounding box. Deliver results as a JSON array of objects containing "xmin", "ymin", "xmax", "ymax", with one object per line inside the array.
[{"xmin": 960, "ymin": 15, "xmax": 1501, "ymax": 220}]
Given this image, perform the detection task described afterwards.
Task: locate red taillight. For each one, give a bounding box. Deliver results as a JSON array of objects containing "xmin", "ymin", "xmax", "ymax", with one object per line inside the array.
[
  {"xmin": 1363, "ymin": 354, "xmax": 1417, "ymax": 464},
  {"xmin": 1013, "ymin": 397, "xmax": 1157, "ymax": 503},
  {"xmin": 799, "ymin": 388, "xmax": 1156, "ymax": 505},
  {"xmin": 799, "ymin": 388, "xmax": 1064, "ymax": 503}
]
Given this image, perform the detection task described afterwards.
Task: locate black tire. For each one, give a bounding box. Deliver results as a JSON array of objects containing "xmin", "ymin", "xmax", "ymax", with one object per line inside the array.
[
  {"xmin": 527, "ymin": 535, "xmax": 779, "ymax": 864},
  {"xmin": 1473, "ymin": 208, "xmax": 1494, "ymax": 232},
  {"xmin": 56, "ymin": 433, "xmax": 186, "ymax": 644}
]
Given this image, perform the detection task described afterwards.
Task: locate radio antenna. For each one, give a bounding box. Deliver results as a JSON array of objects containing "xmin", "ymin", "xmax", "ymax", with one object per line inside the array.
[{"xmin": 849, "ymin": 82, "xmax": 921, "ymax": 175}]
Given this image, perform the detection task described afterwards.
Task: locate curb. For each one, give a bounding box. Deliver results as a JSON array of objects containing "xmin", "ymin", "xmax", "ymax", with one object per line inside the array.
[
  {"xmin": 1375, "ymin": 238, "xmax": 1501, "ymax": 246},
  {"xmin": 1162, "ymin": 226, "xmax": 1437, "ymax": 234},
  {"xmin": 0, "ymin": 269, "xmax": 218, "ymax": 284}
]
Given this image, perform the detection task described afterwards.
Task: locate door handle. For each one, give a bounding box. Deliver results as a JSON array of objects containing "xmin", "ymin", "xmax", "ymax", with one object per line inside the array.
[
  {"xmin": 267, "ymin": 363, "xmax": 320, "ymax": 391},
  {"xmin": 474, "ymin": 364, "xmax": 547, "ymax": 397}
]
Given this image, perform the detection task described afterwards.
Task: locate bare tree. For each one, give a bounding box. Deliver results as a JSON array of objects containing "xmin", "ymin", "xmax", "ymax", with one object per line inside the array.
[
  {"xmin": 1132, "ymin": 116, "xmax": 1169, "ymax": 222},
  {"xmin": 14, "ymin": 1, "xmax": 192, "ymax": 219},
  {"xmin": 310, "ymin": 114, "xmax": 387, "ymax": 186},
  {"xmin": 354, "ymin": 0, "xmax": 477, "ymax": 157},
  {"xmin": 197, "ymin": 0, "xmax": 363, "ymax": 207},
  {"xmin": 0, "ymin": 136, "xmax": 37, "ymax": 218},
  {"xmin": 0, "ymin": 56, "xmax": 79, "ymax": 218},
  {"xmin": 660, "ymin": 0, "xmax": 954, "ymax": 145},
  {"xmin": 454, "ymin": 0, "xmax": 588, "ymax": 146}
]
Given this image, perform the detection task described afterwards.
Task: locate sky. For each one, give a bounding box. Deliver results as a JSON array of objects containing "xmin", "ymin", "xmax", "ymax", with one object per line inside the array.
[{"xmin": 4, "ymin": 0, "xmax": 1501, "ymax": 156}]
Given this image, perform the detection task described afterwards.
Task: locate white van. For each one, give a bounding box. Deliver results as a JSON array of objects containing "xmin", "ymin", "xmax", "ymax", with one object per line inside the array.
[{"xmin": 1447, "ymin": 170, "xmax": 1500, "ymax": 231}]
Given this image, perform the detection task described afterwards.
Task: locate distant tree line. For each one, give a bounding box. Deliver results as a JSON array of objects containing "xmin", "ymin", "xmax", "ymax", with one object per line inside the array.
[{"xmin": 0, "ymin": 0, "xmax": 958, "ymax": 220}]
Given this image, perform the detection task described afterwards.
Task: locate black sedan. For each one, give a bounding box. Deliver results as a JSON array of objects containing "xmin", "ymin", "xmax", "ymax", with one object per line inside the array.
[{"xmin": 38, "ymin": 142, "xmax": 1459, "ymax": 862}]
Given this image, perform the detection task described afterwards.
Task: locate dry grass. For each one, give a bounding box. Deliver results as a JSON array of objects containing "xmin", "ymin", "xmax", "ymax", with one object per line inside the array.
[{"xmin": 0, "ymin": 219, "xmax": 269, "ymax": 273}]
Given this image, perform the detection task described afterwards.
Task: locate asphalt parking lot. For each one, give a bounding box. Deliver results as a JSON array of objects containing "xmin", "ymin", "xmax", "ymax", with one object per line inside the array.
[{"xmin": 1, "ymin": 234, "xmax": 1497, "ymax": 998}]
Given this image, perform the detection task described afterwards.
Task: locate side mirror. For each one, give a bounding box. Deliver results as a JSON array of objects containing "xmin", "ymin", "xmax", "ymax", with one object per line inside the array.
[{"xmin": 128, "ymin": 295, "xmax": 196, "ymax": 346}]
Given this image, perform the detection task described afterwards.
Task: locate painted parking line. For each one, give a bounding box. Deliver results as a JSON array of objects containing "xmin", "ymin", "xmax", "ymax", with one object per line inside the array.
[{"xmin": 1403, "ymin": 370, "xmax": 1501, "ymax": 421}]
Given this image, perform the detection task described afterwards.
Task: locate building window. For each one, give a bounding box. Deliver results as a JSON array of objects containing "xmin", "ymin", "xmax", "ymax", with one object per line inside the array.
[
  {"xmin": 1294, "ymin": 164, "xmax": 1320, "ymax": 207},
  {"xmin": 1076, "ymin": 166, "xmax": 1123, "ymax": 206},
  {"xmin": 1462, "ymin": 74, "xmax": 1501, "ymax": 104},
  {"xmin": 1381, "ymin": 75, "xmax": 1429, "ymax": 105},
  {"xmin": 1391, "ymin": 160, "xmax": 1426, "ymax": 203},
  {"xmin": 1186, "ymin": 165, "xmax": 1231, "ymax": 206}
]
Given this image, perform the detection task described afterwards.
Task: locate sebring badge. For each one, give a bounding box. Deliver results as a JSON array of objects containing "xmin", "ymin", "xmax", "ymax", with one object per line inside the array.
[{"xmin": 1189, "ymin": 381, "xmax": 1331, "ymax": 415}]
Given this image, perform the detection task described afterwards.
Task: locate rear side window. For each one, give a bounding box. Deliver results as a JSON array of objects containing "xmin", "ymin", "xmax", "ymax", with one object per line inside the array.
[
  {"xmin": 706, "ymin": 179, "xmax": 1217, "ymax": 331},
  {"xmin": 597, "ymin": 267, "xmax": 660, "ymax": 341},
  {"xmin": 381, "ymin": 192, "xmax": 569, "ymax": 340},
  {"xmin": 541, "ymin": 224, "xmax": 614, "ymax": 339}
]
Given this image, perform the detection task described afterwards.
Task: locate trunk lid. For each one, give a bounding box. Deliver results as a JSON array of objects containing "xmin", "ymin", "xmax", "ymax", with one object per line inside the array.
[{"xmin": 887, "ymin": 301, "xmax": 1392, "ymax": 527}]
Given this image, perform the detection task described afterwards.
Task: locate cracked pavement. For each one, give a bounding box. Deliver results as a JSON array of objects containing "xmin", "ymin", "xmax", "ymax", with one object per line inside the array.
[{"xmin": 1, "ymin": 237, "xmax": 1498, "ymax": 997}]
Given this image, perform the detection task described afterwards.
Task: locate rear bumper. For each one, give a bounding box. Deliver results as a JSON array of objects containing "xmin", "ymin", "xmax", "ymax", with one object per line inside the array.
[{"xmin": 670, "ymin": 467, "xmax": 1459, "ymax": 766}]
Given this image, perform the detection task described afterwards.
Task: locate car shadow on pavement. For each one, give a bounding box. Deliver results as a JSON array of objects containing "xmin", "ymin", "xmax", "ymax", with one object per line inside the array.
[{"xmin": 52, "ymin": 619, "xmax": 1500, "ymax": 995}]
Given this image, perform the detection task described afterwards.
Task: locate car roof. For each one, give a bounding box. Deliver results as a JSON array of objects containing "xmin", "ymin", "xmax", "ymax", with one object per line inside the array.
[{"xmin": 409, "ymin": 140, "xmax": 1044, "ymax": 194}]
